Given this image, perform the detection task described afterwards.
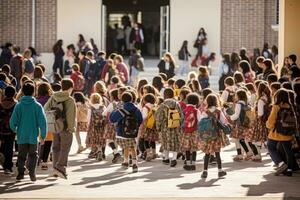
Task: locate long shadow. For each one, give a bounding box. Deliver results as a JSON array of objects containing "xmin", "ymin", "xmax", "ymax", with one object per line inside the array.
[
  {"xmin": 0, "ymin": 183, "xmax": 57, "ymax": 194},
  {"xmin": 242, "ymin": 172, "xmax": 300, "ymax": 198},
  {"xmin": 177, "ymin": 178, "xmax": 221, "ymax": 190}
]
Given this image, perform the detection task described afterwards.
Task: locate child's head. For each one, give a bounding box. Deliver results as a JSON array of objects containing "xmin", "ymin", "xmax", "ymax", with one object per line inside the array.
[
  {"xmin": 121, "ymin": 92, "xmax": 133, "ymax": 103},
  {"xmin": 137, "ymin": 78, "xmax": 148, "ymax": 93},
  {"xmin": 4, "ymin": 85, "xmax": 16, "ymax": 98},
  {"xmin": 281, "ymin": 82, "xmax": 293, "ymax": 90},
  {"xmin": 186, "ymin": 93, "xmax": 200, "ymax": 106},
  {"xmin": 245, "ymin": 83, "xmax": 255, "ymax": 94},
  {"xmin": 128, "ymin": 89, "xmax": 137, "ymax": 103},
  {"xmin": 270, "ymin": 82, "xmax": 281, "ymax": 96},
  {"xmin": 22, "ymin": 81, "xmax": 35, "ymax": 96},
  {"xmin": 202, "ymin": 88, "xmax": 213, "ymax": 100},
  {"xmin": 158, "ymin": 73, "xmax": 167, "ymax": 83},
  {"xmin": 163, "ymin": 88, "xmax": 174, "ymax": 99},
  {"xmin": 118, "ymin": 86, "xmax": 127, "ymax": 100},
  {"xmin": 257, "ymin": 81, "xmax": 271, "ymax": 101},
  {"xmin": 267, "ymin": 73, "xmax": 278, "ymax": 85},
  {"xmin": 224, "ymin": 77, "xmax": 235, "ymax": 87},
  {"xmin": 167, "ymin": 78, "xmax": 175, "ymax": 88},
  {"xmin": 152, "ymin": 76, "xmax": 164, "ymax": 91},
  {"xmin": 188, "ymin": 71, "xmax": 197, "ymax": 81},
  {"xmin": 254, "ymin": 80, "xmax": 262, "ymax": 90},
  {"xmin": 109, "ymin": 88, "xmax": 119, "ymax": 101},
  {"xmin": 111, "ymin": 75, "xmax": 120, "ymax": 85},
  {"xmin": 51, "ymin": 83, "xmax": 61, "ymax": 92},
  {"xmin": 256, "ymin": 56, "xmax": 265, "ymax": 69},
  {"xmin": 142, "ymin": 93, "xmax": 156, "ymax": 105},
  {"xmin": 274, "ymin": 88, "xmax": 290, "ymax": 105},
  {"xmin": 90, "ymin": 93, "xmax": 102, "ymax": 104},
  {"xmin": 239, "ymin": 60, "xmax": 251, "ymax": 74},
  {"xmin": 94, "ymin": 81, "xmax": 107, "ymax": 95},
  {"xmin": 33, "ymin": 66, "xmax": 44, "ymax": 79},
  {"xmin": 1, "ymin": 64, "xmax": 11, "ymax": 75},
  {"xmin": 234, "ymin": 71, "xmax": 245, "ymax": 84},
  {"xmin": 205, "ymin": 93, "xmax": 219, "ymax": 108},
  {"xmin": 236, "ymin": 89, "xmax": 248, "ymax": 103},
  {"xmin": 175, "ymin": 79, "xmax": 186, "ymax": 89},
  {"xmin": 198, "ymin": 66, "xmax": 208, "ymax": 77},
  {"xmin": 72, "ymin": 64, "xmax": 80, "ymax": 72},
  {"xmin": 191, "ymin": 79, "xmax": 201, "ymax": 92},
  {"xmin": 37, "ymin": 82, "xmax": 52, "ymax": 97},
  {"xmin": 73, "ymin": 92, "xmax": 86, "ymax": 104},
  {"xmin": 142, "ymin": 84, "xmax": 156, "ymax": 96},
  {"xmin": 179, "ymin": 88, "xmax": 191, "ymax": 102},
  {"xmin": 61, "ymin": 78, "xmax": 74, "ymax": 94}
]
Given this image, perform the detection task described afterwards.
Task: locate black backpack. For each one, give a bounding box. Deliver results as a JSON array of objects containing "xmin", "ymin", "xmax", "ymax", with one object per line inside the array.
[
  {"xmin": 87, "ymin": 60, "xmax": 98, "ymax": 80},
  {"xmin": 119, "ymin": 108, "xmax": 139, "ymax": 138},
  {"xmin": 275, "ymin": 107, "xmax": 297, "ymax": 136},
  {"xmin": 0, "ymin": 104, "xmax": 15, "ymax": 135}
]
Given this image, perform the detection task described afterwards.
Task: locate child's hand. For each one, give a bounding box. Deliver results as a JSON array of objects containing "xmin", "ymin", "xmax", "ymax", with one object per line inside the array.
[{"xmin": 40, "ymin": 139, "xmax": 45, "ymax": 145}]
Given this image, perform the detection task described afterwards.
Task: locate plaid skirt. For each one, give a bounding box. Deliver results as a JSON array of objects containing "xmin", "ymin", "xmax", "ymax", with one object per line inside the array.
[
  {"xmin": 116, "ymin": 138, "xmax": 137, "ymax": 149},
  {"xmin": 144, "ymin": 128, "xmax": 159, "ymax": 142},
  {"xmin": 180, "ymin": 132, "xmax": 199, "ymax": 152},
  {"xmin": 77, "ymin": 122, "xmax": 88, "ymax": 132},
  {"xmin": 138, "ymin": 125, "xmax": 146, "ymax": 139},
  {"xmin": 86, "ymin": 127, "xmax": 106, "ymax": 147},
  {"xmin": 198, "ymin": 135, "xmax": 222, "ymax": 154},
  {"xmin": 104, "ymin": 123, "xmax": 116, "ymax": 141},
  {"xmin": 248, "ymin": 118, "xmax": 268, "ymax": 142},
  {"xmin": 231, "ymin": 123, "xmax": 249, "ymax": 139},
  {"xmin": 159, "ymin": 129, "xmax": 181, "ymax": 152}
]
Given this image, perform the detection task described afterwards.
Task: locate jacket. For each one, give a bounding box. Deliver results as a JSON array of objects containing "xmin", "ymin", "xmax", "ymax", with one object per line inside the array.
[
  {"xmin": 44, "ymin": 91, "xmax": 76, "ymax": 133},
  {"xmin": 109, "ymin": 102, "xmax": 143, "ymax": 138},
  {"xmin": 0, "ymin": 97, "xmax": 17, "ymax": 135},
  {"xmin": 10, "ymin": 54, "xmax": 23, "ymax": 78},
  {"xmin": 9, "ymin": 96, "xmax": 47, "ymax": 144},
  {"xmin": 157, "ymin": 60, "xmax": 175, "ymax": 79},
  {"xmin": 266, "ymin": 104, "xmax": 293, "ymax": 141}
]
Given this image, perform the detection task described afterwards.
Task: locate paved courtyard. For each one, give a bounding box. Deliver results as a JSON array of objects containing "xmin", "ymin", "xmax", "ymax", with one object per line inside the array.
[{"xmin": 0, "ymin": 133, "xmax": 299, "ymax": 199}]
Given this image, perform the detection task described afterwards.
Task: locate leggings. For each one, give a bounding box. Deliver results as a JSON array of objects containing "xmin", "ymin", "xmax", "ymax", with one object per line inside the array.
[{"xmin": 204, "ymin": 152, "xmax": 222, "ymax": 170}]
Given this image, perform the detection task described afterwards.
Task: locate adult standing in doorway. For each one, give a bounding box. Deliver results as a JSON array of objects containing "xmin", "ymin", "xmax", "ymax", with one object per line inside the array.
[
  {"xmin": 130, "ymin": 23, "xmax": 144, "ymax": 52},
  {"xmin": 115, "ymin": 24, "xmax": 125, "ymax": 54},
  {"xmin": 52, "ymin": 40, "xmax": 65, "ymax": 77},
  {"xmin": 77, "ymin": 34, "xmax": 86, "ymax": 52},
  {"xmin": 178, "ymin": 40, "xmax": 191, "ymax": 76}
]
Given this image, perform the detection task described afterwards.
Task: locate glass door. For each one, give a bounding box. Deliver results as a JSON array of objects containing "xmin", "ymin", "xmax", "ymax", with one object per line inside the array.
[{"xmin": 160, "ymin": 5, "xmax": 170, "ymax": 58}]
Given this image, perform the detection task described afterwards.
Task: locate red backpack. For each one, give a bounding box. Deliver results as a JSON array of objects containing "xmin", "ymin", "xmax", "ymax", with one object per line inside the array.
[
  {"xmin": 74, "ymin": 73, "xmax": 85, "ymax": 91},
  {"xmin": 183, "ymin": 105, "xmax": 198, "ymax": 133}
]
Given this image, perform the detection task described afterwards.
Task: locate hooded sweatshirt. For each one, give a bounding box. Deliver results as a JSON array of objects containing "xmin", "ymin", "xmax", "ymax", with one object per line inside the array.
[
  {"xmin": 0, "ymin": 97, "xmax": 17, "ymax": 135},
  {"xmin": 44, "ymin": 91, "xmax": 76, "ymax": 133},
  {"xmin": 9, "ymin": 96, "xmax": 47, "ymax": 144}
]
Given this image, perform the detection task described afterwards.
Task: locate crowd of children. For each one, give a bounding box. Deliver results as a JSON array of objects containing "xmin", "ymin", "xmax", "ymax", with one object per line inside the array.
[{"xmin": 0, "ymin": 41, "xmax": 300, "ymax": 182}]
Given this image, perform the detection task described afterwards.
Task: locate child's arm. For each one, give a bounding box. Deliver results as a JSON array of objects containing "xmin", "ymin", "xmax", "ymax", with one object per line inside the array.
[
  {"xmin": 220, "ymin": 90, "xmax": 228, "ymax": 103},
  {"xmin": 37, "ymin": 105, "xmax": 47, "ymax": 140},
  {"xmin": 257, "ymin": 99, "xmax": 265, "ymax": 117},
  {"xmin": 266, "ymin": 105, "xmax": 279, "ymax": 130},
  {"xmin": 230, "ymin": 103, "xmax": 241, "ymax": 121},
  {"xmin": 9, "ymin": 104, "xmax": 19, "ymax": 133},
  {"xmin": 109, "ymin": 109, "xmax": 122, "ymax": 123}
]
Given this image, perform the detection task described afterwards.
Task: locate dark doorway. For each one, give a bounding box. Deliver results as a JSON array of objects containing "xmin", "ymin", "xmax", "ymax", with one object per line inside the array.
[{"xmin": 102, "ymin": 0, "xmax": 170, "ymax": 57}]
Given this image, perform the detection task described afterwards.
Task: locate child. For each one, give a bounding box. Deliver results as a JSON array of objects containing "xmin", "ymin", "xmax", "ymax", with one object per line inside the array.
[
  {"xmin": 155, "ymin": 88, "xmax": 183, "ymax": 167},
  {"xmin": 10, "ymin": 82, "xmax": 47, "ymax": 181},
  {"xmin": 73, "ymin": 92, "xmax": 89, "ymax": 154},
  {"xmin": 174, "ymin": 79, "xmax": 186, "ymax": 99},
  {"xmin": 0, "ymin": 86, "xmax": 17, "ymax": 174},
  {"xmin": 234, "ymin": 71, "xmax": 245, "ymax": 89},
  {"xmin": 181, "ymin": 93, "xmax": 201, "ymax": 171},
  {"xmin": 141, "ymin": 93, "xmax": 158, "ymax": 161},
  {"xmin": 103, "ymin": 89, "xmax": 121, "ymax": 163},
  {"xmin": 230, "ymin": 89, "xmax": 253, "ymax": 161},
  {"xmin": 179, "ymin": 88, "xmax": 191, "ymax": 111},
  {"xmin": 220, "ymin": 77, "xmax": 235, "ymax": 105},
  {"xmin": 70, "ymin": 64, "xmax": 85, "ymax": 93},
  {"xmin": 86, "ymin": 93, "xmax": 106, "ymax": 161},
  {"xmin": 110, "ymin": 92, "xmax": 143, "ymax": 173},
  {"xmin": 198, "ymin": 94, "xmax": 227, "ymax": 178},
  {"xmin": 108, "ymin": 75, "xmax": 121, "ymax": 90},
  {"xmin": 198, "ymin": 66, "xmax": 210, "ymax": 89},
  {"xmin": 270, "ymin": 82, "xmax": 281, "ymax": 96},
  {"xmin": 245, "ymin": 83, "xmax": 256, "ymax": 108}
]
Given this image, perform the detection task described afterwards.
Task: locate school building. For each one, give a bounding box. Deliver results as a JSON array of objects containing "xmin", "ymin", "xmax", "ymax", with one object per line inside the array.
[{"xmin": 0, "ymin": 0, "xmax": 299, "ymax": 69}]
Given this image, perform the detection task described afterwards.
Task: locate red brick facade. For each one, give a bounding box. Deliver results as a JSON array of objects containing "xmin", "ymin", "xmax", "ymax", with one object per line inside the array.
[
  {"xmin": 0, "ymin": 0, "xmax": 56, "ymax": 53},
  {"xmin": 221, "ymin": 0, "xmax": 278, "ymax": 54}
]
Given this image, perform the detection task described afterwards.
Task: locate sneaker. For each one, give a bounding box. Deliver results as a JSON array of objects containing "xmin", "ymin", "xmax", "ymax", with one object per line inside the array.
[
  {"xmin": 96, "ymin": 151, "xmax": 103, "ymax": 161},
  {"xmin": 52, "ymin": 170, "xmax": 58, "ymax": 178},
  {"xmin": 77, "ymin": 146, "xmax": 85, "ymax": 154},
  {"xmin": 162, "ymin": 159, "xmax": 170, "ymax": 165},
  {"xmin": 218, "ymin": 171, "xmax": 227, "ymax": 178},
  {"xmin": 112, "ymin": 153, "xmax": 121, "ymax": 164},
  {"xmin": 284, "ymin": 170, "xmax": 293, "ymax": 177},
  {"xmin": 152, "ymin": 153, "xmax": 158, "ymax": 160},
  {"xmin": 170, "ymin": 160, "xmax": 177, "ymax": 167},
  {"xmin": 54, "ymin": 168, "xmax": 67, "ymax": 179},
  {"xmin": 29, "ymin": 174, "xmax": 37, "ymax": 182},
  {"xmin": 183, "ymin": 164, "xmax": 191, "ymax": 171},
  {"xmin": 251, "ymin": 155, "xmax": 262, "ymax": 162},
  {"xmin": 16, "ymin": 173, "xmax": 24, "ymax": 181},
  {"xmin": 121, "ymin": 162, "xmax": 129, "ymax": 169},
  {"xmin": 41, "ymin": 163, "xmax": 48, "ymax": 170},
  {"xmin": 233, "ymin": 155, "xmax": 243, "ymax": 161},
  {"xmin": 102, "ymin": 153, "xmax": 106, "ymax": 160},
  {"xmin": 132, "ymin": 164, "xmax": 138, "ymax": 173},
  {"xmin": 244, "ymin": 152, "xmax": 253, "ymax": 161},
  {"xmin": 129, "ymin": 159, "xmax": 133, "ymax": 167},
  {"xmin": 4, "ymin": 169, "xmax": 13, "ymax": 175},
  {"xmin": 146, "ymin": 154, "xmax": 152, "ymax": 162},
  {"xmin": 201, "ymin": 171, "xmax": 208, "ymax": 179},
  {"xmin": 88, "ymin": 151, "xmax": 96, "ymax": 159},
  {"xmin": 190, "ymin": 165, "xmax": 196, "ymax": 171},
  {"xmin": 275, "ymin": 163, "xmax": 288, "ymax": 176}
]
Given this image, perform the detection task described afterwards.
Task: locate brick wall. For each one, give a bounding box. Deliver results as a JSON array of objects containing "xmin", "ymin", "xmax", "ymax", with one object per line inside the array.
[
  {"xmin": 0, "ymin": 0, "xmax": 32, "ymax": 51},
  {"xmin": 0, "ymin": 0, "xmax": 56, "ymax": 53},
  {"xmin": 221, "ymin": 0, "xmax": 278, "ymax": 54},
  {"xmin": 36, "ymin": 0, "xmax": 57, "ymax": 53}
]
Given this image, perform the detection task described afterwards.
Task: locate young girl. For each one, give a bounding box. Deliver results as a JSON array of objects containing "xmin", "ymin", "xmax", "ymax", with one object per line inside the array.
[
  {"xmin": 181, "ymin": 93, "xmax": 200, "ymax": 171},
  {"xmin": 103, "ymin": 89, "xmax": 121, "ymax": 163},
  {"xmin": 179, "ymin": 88, "xmax": 191, "ymax": 111},
  {"xmin": 239, "ymin": 60, "xmax": 255, "ymax": 83},
  {"xmin": 86, "ymin": 93, "xmax": 107, "ymax": 161},
  {"xmin": 141, "ymin": 93, "xmax": 158, "ymax": 161},
  {"xmin": 245, "ymin": 83, "xmax": 256, "ymax": 108},
  {"xmin": 198, "ymin": 66, "xmax": 210, "ymax": 89},
  {"xmin": 157, "ymin": 52, "xmax": 176, "ymax": 79},
  {"xmin": 73, "ymin": 92, "xmax": 89, "ymax": 154},
  {"xmin": 230, "ymin": 89, "xmax": 253, "ymax": 161},
  {"xmin": 198, "ymin": 94, "xmax": 228, "ymax": 178}
]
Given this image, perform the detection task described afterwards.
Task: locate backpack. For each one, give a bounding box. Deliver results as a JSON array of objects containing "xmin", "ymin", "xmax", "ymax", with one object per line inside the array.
[
  {"xmin": 198, "ymin": 110, "xmax": 220, "ymax": 141},
  {"xmin": 239, "ymin": 103, "xmax": 256, "ymax": 128},
  {"xmin": 0, "ymin": 104, "xmax": 15, "ymax": 135},
  {"xmin": 275, "ymin": 107, "xmax": 297, "ymax": 136},
  {"xmin": 166, "ymin": 104, "xmax": 181, "ymax": 129},
  {"xmin": 183, "ymin": 106, "xmax": 198, "ymax": 133},
  {"xmin": 119, "ymin": 108, "xmax": 139, "ymax": 138},
  {"xmin": 77, "ymin": 103, "xmax": 88, "ymax": 123},
  {"xmin": 90, "ymin": 106, "xmax": 106, "ymax": 130},
  {"xmin": 87, "ymin": 60, "xmax": 98, "ymax": 80},
  {"xmin": 145, "ymin": 106, "xmax": 157, "ymax": 129},
  {"xmin": 46, "ymin": 100, "xmax": 67, "ymax": 133},
  {"xmin": 74, "ymin": 73, "xmax": 85, "ymax": 91}
]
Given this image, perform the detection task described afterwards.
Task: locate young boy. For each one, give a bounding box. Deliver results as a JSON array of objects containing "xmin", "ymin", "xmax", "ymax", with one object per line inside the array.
[
  {"xmin": 44, "ymin": 78, "xmax": 76, "ymax": 179},
  {"xmin": 10, "ymin": 81, "xmax": 47, "ymax": 181},
  {"xmin": 155, "ymin": 88, "xmax": 183, "ymax": 167},
  {"xmin": 110, "ymin": 92, "xmax": 143, "ymax": 173},
  {"xmin": 0, "ymin": 86, "xmax": 17, "ymax": 174}
]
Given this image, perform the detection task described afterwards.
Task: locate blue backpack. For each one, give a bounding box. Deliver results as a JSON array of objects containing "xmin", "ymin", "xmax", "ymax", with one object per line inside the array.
[{"xmin": 198, "ymin": 110, "xmax": 219, "ymax": 141}]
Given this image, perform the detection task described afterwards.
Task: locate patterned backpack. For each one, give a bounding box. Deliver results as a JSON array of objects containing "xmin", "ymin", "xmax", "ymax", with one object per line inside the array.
[{"xmin": 90, "ymin": 106, "xmax": 106, "ymax": 132}]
